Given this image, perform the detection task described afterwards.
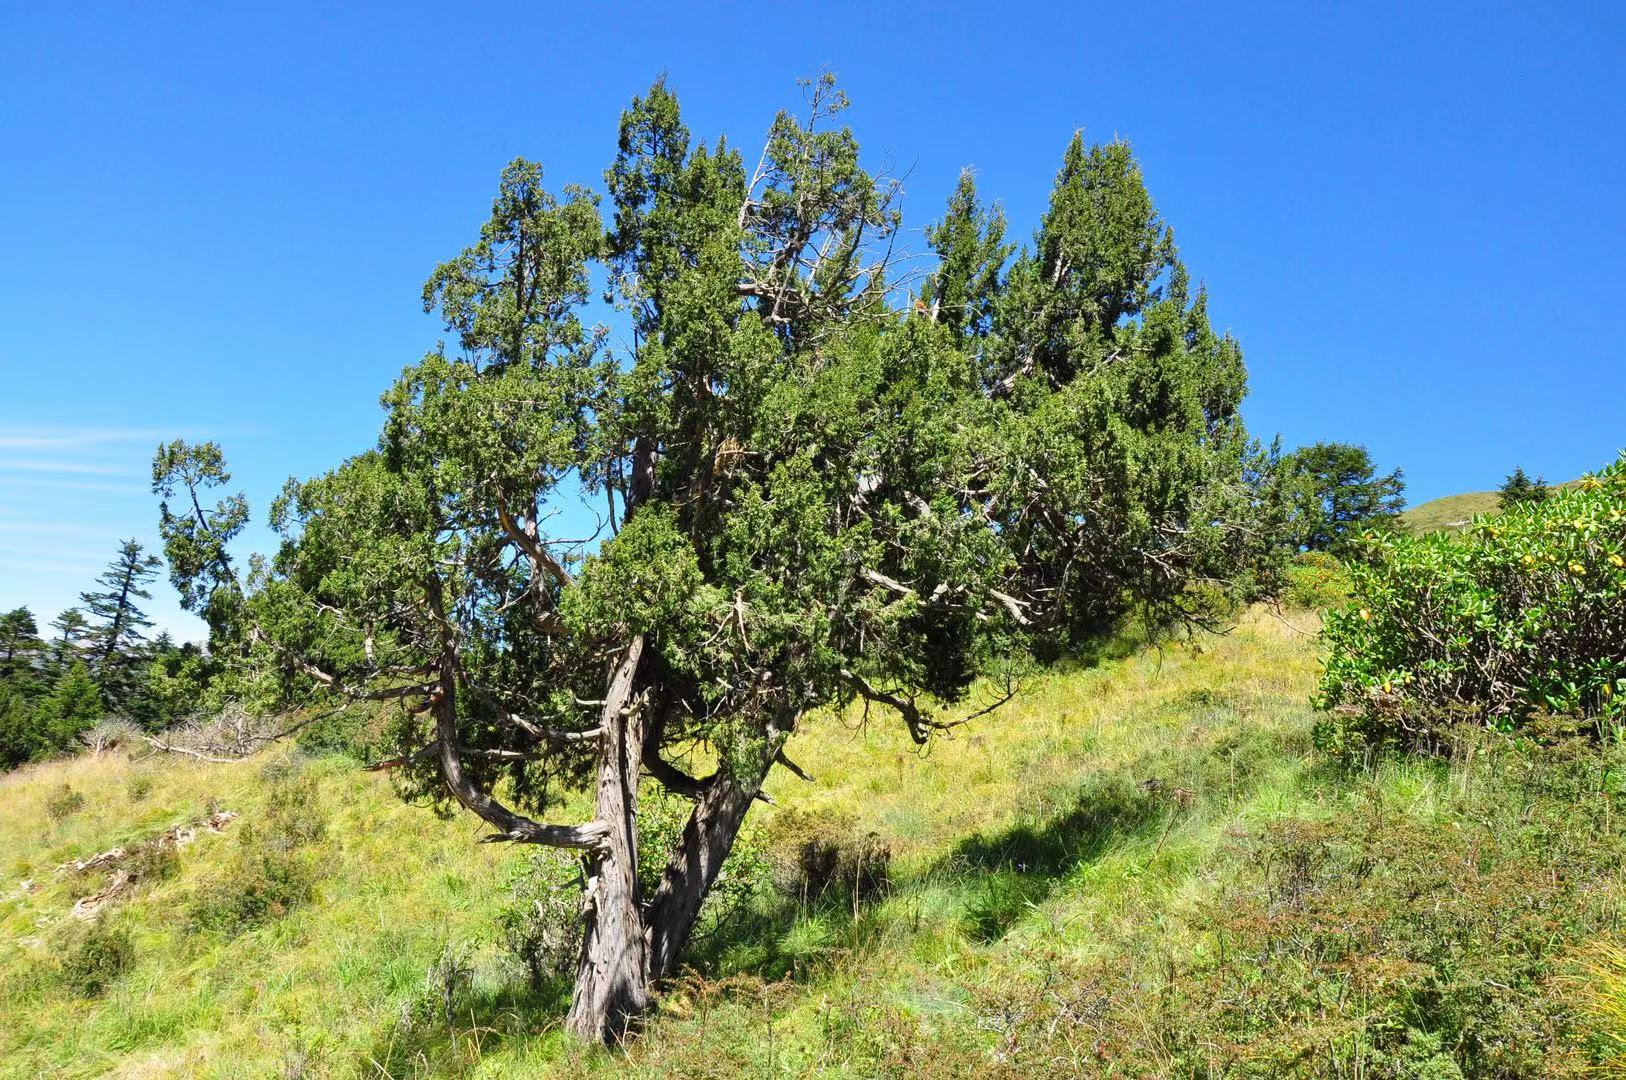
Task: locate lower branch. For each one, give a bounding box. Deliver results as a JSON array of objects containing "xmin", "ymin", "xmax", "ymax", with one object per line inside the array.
[
  {"xmin": 774, "ymin": 749, "xmax": 815, "ymax": 784},
  {"xmin": 430, "ymin": 671, "xmax": 609, "ymax": 849},
  {"xmin": 841, "ymin": 667, "xmax": 931, "ymax": 744}
]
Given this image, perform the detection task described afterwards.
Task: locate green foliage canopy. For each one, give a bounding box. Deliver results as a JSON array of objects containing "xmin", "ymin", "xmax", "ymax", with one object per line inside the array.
[
  {"xmin": 1498, "ymin": 465, "xmax": 1551, "ymax": 511},
  {"xmin": 158, "ymin": 75, "xmax": 1270, "ymax": 1038},
  {"xmin": 153, "ymin": 440, "xmax": 249, "ymax": 644},
  {"xmin": 1280, "ymin": 441, "xmax": 1405, "ymax": 553},
  {"xmin": 79, "ymin": 539, "xmax": 161, "ymax": 711}
]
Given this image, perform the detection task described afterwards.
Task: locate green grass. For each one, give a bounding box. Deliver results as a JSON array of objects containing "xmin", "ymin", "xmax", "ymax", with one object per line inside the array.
[
  {"xmin": 2, "ymin": 608, "xmax": 1623, "ymax": 1076},
  {"xmin": 1404, "ymin": 479, "xmax": 1579, "ymax": 534},
  {"xmin": 1402, "ymin": 489, "xmax": 1503, "ymax": 533}
]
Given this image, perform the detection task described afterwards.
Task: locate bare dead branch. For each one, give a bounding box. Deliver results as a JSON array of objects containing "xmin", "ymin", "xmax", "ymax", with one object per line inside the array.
[
  {"xmin": 496, "ymin": 503, "xmax": 573, "ymax": 587},
  {"xmin": 860, "ymin": 567, "xmax": 915, "ymax": 596},
  {"xmin": 988, "ymin": 588, "xmax": 1034, "ymax": 626},
  {"xmin": 137, "ymin": 734, "xmax": 239, "ymax": 764},
  {"xmin": 774, "ymin": 749, "xmax": 815, "ymax": 783}
]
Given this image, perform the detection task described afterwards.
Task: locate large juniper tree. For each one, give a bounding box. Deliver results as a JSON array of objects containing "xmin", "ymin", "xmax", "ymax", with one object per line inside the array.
[{"xmin": 158, "ymin": 77, "xmax": 1264, "ymax": 1042}]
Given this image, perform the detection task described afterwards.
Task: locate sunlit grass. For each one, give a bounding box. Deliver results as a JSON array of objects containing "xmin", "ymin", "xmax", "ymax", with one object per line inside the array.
[
  {"xmin": 4, "ymin": 607, "xmax": 1617, "ymax": 1076},
  {"xmin": 0, "ymin": 610, "xmax": 1322, "ymax": 1076}
]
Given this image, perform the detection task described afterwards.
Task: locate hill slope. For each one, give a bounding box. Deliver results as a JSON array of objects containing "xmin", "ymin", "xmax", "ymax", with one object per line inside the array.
[
  {"xmin": 2, "ymin": 610, "xmax": 1623, "ymax": 1076},
  {"xmin": 1404, "ymin": 479, "xmax": 1580, "ymax": 534},
  {"xmin": 1402, "ymin": 489, "xmax": 1503, "ymax": 533}
]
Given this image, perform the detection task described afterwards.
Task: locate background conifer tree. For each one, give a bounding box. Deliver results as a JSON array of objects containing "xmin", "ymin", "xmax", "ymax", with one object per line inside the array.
[
  {"xmin": 1498, "ymin": 465, "xmax": 1550, "ymax": 510},
  {"xmin": 80, "ymin": 539, "xmax": 162, "ymax": 712},
  {"xmin": 0, "ymin": 607, "xmax": 42, "ymax": 690},
  {"xmin": 1281, "ymin": 442, "xmax": 1406, "ymax": 552}
]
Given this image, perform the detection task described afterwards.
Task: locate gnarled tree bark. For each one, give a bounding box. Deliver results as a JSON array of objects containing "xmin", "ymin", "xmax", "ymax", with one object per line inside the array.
[
  {"xmin": 644, "ymin": 725, "xmax": 789, "ymax": 980},
  {"xmin": 564, "ymin": 635, "xmax": 650, "ymax": 1043}
]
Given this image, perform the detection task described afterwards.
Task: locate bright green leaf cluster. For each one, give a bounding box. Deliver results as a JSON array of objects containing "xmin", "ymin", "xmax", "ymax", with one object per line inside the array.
[{"xmin": 1317, "ymin": 455, "xmax": 1626, "ymax": 753}]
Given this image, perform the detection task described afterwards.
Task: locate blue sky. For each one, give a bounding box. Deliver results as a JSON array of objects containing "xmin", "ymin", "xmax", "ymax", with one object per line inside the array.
[{"xmin": 2, "ymin": 1, "xmax": 1622, "ymax": 639}]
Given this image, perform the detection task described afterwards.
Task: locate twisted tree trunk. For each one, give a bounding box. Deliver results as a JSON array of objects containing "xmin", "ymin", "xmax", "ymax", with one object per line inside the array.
[
  {"xmin": 564, "ymin": 636, "xmax": 650, "ymax": 1043},
  {"xmin": 644, "ymin": 729, "xmax": 787, "ymax": 980},
  {"xmin": 564, "ymin": 640, "xmax": 791, "ymax": 1041}
]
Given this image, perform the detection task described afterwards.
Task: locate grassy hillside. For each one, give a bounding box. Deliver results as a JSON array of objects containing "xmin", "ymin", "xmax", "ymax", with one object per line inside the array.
[
  {"xmin": 1402, "ymin": 489, "xmax": 1503, "ymax": 533},
  {"xmin": 4, "ymin": 609, "xmax": 1626, "ymax": 1076},
  {"xmin": 1404, "ymin": 480, "xmax": 1579, "ymax": 534}
]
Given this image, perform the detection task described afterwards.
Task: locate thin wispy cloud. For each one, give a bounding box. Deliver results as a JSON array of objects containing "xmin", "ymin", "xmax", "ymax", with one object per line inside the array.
[
  {"xmin": 0, "ymin": 459, "xmax": 147, "ymax": 477},
  {"xmin": 0, "ymin": 476, "xmax": 146, "ymax": 493},
  {"xmin": 0, "ymin": 427, "xmax": 169, "ymax": 449},
  {"xmin": 0, "ymin": 521, "xmax": 126, "ymax": 537},
  {"xmin": 0, "ymin": 425, "xmax": 253, "ymax": 486},
  {"xmin": 0, "ymin": 424, "xmax": 197, "ymax": 624},
  {"xmin": 0, "ymin": 424, "xmax": 256, "ymax": 446},
  {"xmin": 0, "ymin": 557, "xmax": 105, "ymax": 576},
  {"xmin": 0, "ymin": 542, "xmax": 119, "ymax": 559}
]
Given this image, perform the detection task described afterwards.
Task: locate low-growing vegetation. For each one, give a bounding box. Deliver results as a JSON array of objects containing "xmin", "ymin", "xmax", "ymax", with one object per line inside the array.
[
  {"xmin": 43, "ymin": 783, "xmax": 85, "ymax": 823},
  {"xmin": 1318, "ymin": 455, "xmax": 1626, "ymax": 755},
  {"xmin": 1281, "ymin": 549, "xmax": 1354, "ymax": 610},
  {"xmin": 188, "ymin": 767, "xmax": 325, "ymax": 935},
  {"xmin": 963, "ymin": 729, "xmax": 1626, "ymax": 1077},
  {"xmin": 57, "ymin": 920, "xmax": 136, "ymax": 999}
]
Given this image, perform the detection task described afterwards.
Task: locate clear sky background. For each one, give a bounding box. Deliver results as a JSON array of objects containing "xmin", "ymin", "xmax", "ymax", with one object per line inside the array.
[{"xmin": 2, "ymin": 1, "xmax": 1622, "ymax": 640}]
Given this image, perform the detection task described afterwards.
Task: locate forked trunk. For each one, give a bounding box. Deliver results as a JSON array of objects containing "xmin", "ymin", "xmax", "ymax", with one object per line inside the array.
[
  {"xmin": 644, "ymin": 730, "xmax": 787, "ymax": 979},
  {"xmin": 567, "ymin": 657, "xmax": 789, "ymax": 1042},
  {"xmin": 565, "ymin": 636, "xmax": 649, "ymax": 1043}
]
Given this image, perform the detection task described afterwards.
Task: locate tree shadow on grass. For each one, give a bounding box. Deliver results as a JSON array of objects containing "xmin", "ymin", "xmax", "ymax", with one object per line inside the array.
[
  {"xmin": 675, "ymin": 774, "xmax": 1177, "ymax": 988},
  {"xmin": 937, "ymin": 777, "xmax": 1168, "ymax": 942},
  {"xmin": 677, "ymin": 877, "xmax": 891, "ymax": 986},
  {"xmin": 938, "ymin": 709, "xmax": 1322, "ymax": 945}
]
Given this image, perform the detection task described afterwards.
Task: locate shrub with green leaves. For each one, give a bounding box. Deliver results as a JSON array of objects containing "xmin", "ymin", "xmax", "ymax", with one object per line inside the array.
[
  {"xmin": 1317, "ymin": 455, "xmax": 1626, "ymax": 752},
  {"xmin": 497, "ymin": 851, "xmax": 582, "ymax": 993}
]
